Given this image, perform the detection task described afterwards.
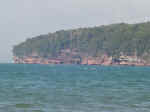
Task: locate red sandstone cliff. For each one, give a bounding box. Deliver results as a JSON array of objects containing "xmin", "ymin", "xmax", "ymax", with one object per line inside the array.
[{"xmin": 13, "ymin": 49, "xmax": 150, "ymax": 66}]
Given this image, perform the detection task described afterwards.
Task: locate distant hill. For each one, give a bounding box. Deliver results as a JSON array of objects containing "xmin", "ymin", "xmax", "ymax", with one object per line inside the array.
[{"xmin": 13, "ymin": 22, "xmax": 150, "ymax": 64}]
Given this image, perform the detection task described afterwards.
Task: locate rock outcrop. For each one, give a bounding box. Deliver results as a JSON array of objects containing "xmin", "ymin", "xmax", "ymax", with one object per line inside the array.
[{"xmin": 13, "ymin": 49, "xmax": 149, "ymax": 66}]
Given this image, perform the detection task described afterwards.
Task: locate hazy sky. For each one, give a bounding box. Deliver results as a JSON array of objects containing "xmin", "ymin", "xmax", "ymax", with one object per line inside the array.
[{"xmin": 0, "ymin": 0, "xmax": 150, "ymax": 63}]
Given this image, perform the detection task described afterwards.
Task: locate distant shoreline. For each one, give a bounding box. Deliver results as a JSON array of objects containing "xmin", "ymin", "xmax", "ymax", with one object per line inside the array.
[{"xmin": 13, "ymin": 22, "xmax": 150, "ymax": 67}]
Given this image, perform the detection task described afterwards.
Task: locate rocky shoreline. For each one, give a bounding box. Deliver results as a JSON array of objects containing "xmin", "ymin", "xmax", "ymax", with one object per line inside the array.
[
  {"xmin": 13, "ymin": 48, "xmax": 150, "ymax": 66},
  {"xmin": 13, "ymin": 55, "xmax": 150, "ymax": 66}
]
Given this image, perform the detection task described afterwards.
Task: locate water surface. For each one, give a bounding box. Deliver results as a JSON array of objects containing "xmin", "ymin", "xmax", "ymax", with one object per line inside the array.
[{"xmin": 0, "ymin": 64, "xmax": 150, "ymax": 112}]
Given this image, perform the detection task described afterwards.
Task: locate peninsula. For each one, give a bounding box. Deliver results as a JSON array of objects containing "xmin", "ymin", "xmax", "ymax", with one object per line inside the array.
[{"xmin": 13, "ymin": 22, "xmax": 150, "ymax": 66}]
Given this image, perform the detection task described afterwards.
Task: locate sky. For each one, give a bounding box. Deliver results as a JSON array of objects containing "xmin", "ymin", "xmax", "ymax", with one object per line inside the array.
[{"xmin": 0, "ymin": 0, "xmax": 150, "ymax": 63}]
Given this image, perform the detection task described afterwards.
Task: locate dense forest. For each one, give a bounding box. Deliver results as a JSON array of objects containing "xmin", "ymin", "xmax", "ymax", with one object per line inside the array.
[{"xmin": 13, "ymin": 22, "xmax": 150, "ymax": 61}]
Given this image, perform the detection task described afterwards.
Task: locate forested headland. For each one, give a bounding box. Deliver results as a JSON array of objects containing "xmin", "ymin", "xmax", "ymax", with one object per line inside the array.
[{"xmin": 13, "ymin": 22, "xmax": 150, "ymax": 65}]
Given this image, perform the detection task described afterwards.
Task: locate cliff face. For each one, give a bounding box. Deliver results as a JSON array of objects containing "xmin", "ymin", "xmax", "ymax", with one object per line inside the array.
[
  {"xmin": 13, "ymin": 22, "xmax": 150, "ymax": 66},
  {"xmin": 13, "ymin": 48, "xmax": 149, "ymax": 66}
]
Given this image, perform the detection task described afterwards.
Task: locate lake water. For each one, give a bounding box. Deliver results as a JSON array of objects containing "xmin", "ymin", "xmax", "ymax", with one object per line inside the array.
[{"xmin": 0, "ymin": 64, "xmax": 150, "ymax": 112}]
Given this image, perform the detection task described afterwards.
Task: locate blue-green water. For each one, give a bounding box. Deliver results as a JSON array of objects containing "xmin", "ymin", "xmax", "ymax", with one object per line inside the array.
[{"xmin": 1, "ymin": 64, "xmax": 150, "ymax": 112}]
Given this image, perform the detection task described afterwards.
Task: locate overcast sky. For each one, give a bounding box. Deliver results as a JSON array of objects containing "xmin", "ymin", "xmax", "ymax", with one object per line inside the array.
[{"xmin": 0, "ymin": 0, "xmax": 150, "ymax": 63}]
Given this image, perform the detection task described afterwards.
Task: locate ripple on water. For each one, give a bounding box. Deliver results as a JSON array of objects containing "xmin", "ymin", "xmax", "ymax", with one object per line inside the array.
[{"xmin": 0, "ymin": 64, "xmax": 150, "ymax": 112}]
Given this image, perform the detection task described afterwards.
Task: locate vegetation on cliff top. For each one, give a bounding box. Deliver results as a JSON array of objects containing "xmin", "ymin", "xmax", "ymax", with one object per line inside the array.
[{"xmin": 13, "ymin": 22, "xmax": 150, "ymax": 60}]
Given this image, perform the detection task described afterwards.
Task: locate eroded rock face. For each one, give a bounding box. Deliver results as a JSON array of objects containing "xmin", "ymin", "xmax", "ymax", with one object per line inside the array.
[
  {"xmin": 14, "ymin": 55, "xmax": 148, "ymax": 66},
  {"xmin": 13, "ymin": 50, "xmax": 150, "ymax": 66},
  {"xmin": 80, "ymin": 55, "xmax": 112, "ymax": 65},
  {"xmin": 13, "ymin": 56, "xmax": 81, "ymax": 65}
]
